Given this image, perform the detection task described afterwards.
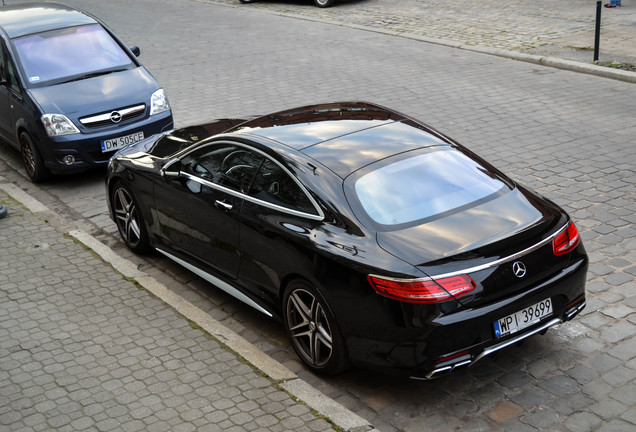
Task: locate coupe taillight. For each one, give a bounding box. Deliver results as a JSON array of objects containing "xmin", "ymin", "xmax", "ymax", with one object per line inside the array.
[
  {"xmin": 367, "ymin": 274, "xmax": 476, "ymax": 304},
  {"xmin": 553, "ymin": 221, "xmax": 580, "ymax": 256}
]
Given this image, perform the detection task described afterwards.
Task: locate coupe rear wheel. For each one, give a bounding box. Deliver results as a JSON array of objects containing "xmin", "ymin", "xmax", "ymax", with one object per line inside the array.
[
  {"xmin": 283, "ymin": 280, "xmax": 347, "ymax": 374},
  {"xmin": 20, "ymin": 132, "xmax": 50, "ymax": 183},
  {"xmin": 112, "ymin": 183, "xmax": 150, "ymax": 253},
  {"xmin": 314, "ymin": 0, "xmax": 335, "ymax": 7}
]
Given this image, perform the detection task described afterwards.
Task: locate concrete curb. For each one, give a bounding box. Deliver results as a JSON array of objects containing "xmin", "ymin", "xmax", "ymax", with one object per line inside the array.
[
  {"xmin": 465, "ymin": 46, "xmax": 636, "ymax": 84},
  {"xmin": 343, "ymin": 21, "xmax": 636, "ymax": 83},
  {"xmin": 0, "ymin": 182, "xmax": 49, "ymax": 213},
  {"xmin": 0, "ymin": 182, "xmax": 375, "ymax": 432}
]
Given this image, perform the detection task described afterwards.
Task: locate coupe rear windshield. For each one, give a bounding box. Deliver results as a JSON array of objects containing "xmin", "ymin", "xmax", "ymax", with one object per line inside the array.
[
  {"xmin": 353, "ymin": 148, "xmax": 508, "ymax": 226},
  {"xmin": 13, "ymin": 24, "xmax": 133, "ymax": 86}
]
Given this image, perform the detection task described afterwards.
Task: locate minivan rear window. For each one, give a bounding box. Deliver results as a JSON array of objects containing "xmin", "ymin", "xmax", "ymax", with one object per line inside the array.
[{"xmin": 354, "ymin": 148, "xmax": 507, "ymax": 226}]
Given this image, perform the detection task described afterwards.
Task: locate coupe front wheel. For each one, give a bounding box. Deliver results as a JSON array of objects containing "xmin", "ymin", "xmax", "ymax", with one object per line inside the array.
[
  {"xmin": 314, "ymin": 0, "xmax": 335, "ymax": 7},
  {"xmin": 20, "ymin": 132, "xmax": 50, "ymax": 183},
  {"xmin": 111, "ymin": 183, "xmax": 150, "ymax": 253},
  {"xmin": 283, "ymin": 280, "xmax": 347, "ymax": 374}
]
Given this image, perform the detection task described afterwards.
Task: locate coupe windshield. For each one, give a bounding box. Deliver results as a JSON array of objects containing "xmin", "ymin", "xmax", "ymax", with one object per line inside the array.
[
  {"xmin": 13, "ymin": 24, "xmax": 133, "ymax": 86},
  {"xmin": 354, "ymin": 148, "xmax": 508, "ymax": 226}
]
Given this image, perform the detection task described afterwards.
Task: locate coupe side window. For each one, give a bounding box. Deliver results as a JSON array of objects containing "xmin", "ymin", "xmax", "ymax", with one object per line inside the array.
[
  {"xmin": 181, "ymin": 143, "xmax": 263, "ymax": 194},
  {"xmin": 249, "ymin": 159, "xmax": 318, "ymax": 215}
]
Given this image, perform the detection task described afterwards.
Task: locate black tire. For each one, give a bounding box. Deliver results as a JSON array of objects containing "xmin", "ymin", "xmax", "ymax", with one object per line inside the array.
[
  {"xmin": 111, "ymin": 182, "xmax": 151, "ymax": 253},
  {"xmin": 19, "ymin": 131, "xmax": 50, "ymax": 183},
  {"xmin": 239, "ymin": 0, "xmax": 256, "ymax": 3},
  {"xmin": 314, "ymin": 0, "xmax": 335, "ymax": 7},
  {"xmin": 283, "ymin": 279, "xmax": 348, "ymax": 375}
]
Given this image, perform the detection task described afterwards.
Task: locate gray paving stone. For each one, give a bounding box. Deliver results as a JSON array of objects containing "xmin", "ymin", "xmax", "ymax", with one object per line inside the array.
[
  {"xmin": 597, "ymin": 419, "xmax": 636, "ymax": 432},
  {"xmin": 564, "ymin": 412, "xmax": 603, "ymax": 432},
  {"xmin": 521, "ymin": 407, "xmax": 562, "ymax": 429},
  {"xmin": 600, "ymin": 322, "xmax": 636, "ymax": 344},
  {"xmin": 509, "ymin": 388, "xmax": 553, "ymax": 408}
]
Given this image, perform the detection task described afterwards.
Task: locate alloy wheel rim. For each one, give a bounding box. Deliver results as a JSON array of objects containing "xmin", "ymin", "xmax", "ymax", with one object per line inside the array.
[
  {"xmin": 287, "ymin": 288, "xmax": 333, "ymax": 367},
  {"xmin": 20, "ymin": 138, "xmax": 36, "ymax": 178},
  {"xmin": 114, "ymin": 187, "xmax": 141, "ymax": 247}
]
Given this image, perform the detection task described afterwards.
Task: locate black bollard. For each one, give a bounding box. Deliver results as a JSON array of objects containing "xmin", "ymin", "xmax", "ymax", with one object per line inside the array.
[{"xmin": 594, "ymin": 1, "xmax": 602, "ymax": 62}]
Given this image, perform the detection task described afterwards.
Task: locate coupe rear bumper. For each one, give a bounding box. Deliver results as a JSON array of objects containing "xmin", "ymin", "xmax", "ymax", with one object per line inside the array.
[
  {"xmin": 345, "ymin": 254, "xmax": 588, "ymax": 379},
  {"xmin": 419, "ymin": 296, "xmax": 586, "ymax": 380}
]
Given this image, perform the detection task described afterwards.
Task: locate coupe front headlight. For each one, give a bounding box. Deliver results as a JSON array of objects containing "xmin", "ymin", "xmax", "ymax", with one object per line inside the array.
[
  {"xmin": 41, "ymin": 114, "xmax": 80, "ymax": 136},
  {"xmin": 150, "ymin": 89, "xmax": 170, "ymax": 115}
]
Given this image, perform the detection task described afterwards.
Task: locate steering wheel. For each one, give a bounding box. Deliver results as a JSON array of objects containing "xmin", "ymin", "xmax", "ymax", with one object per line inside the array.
[
  {"xmin": 225, "ymin": 164, "xmax": 253, "ymax": 175},
  {"xmin": 222, "ymin": 150, "xmax": 250, "ymax": 172}
]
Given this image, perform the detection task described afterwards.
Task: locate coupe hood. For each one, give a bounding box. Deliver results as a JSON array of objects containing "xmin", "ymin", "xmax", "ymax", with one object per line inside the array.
[
  {"xmin": 28, "ymin": 67, "xmax": 159, "ymax": 117},
  {"xmin": 376, "ymin": 187, "xmax": 563, "ymax": 269}
]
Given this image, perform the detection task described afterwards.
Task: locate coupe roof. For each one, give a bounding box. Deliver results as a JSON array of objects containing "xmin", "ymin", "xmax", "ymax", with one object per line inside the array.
[
  {"xmin": 0, "ymin": 2, "xmax": 96, "ymax": 39},
  {"xmin": 229, "ymin": 102, "xmax": 451, "ymax": 177}
]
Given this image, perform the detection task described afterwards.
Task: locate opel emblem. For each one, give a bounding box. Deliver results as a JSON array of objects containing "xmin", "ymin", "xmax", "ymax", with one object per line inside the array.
[
  {"xmin": 512, "ymin": 261, "xmax": 527, "ymax": 278},
  {"xmin": 109, "ymin": 111, "xmax": 122, "ymax": 123}
]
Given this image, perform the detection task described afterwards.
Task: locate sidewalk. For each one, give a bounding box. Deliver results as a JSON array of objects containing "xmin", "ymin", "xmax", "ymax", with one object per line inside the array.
[{"xmin": 0, "ymin": 186, "xmax": 370, "ymax": 431}]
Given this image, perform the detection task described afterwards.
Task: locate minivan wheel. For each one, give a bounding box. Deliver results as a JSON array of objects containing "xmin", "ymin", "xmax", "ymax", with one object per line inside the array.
[
  {"xmin": 20, "ymin": 132, "xmax": 50, "ymax": 183},
  {"xmin": 283, "ymin": 280, "xmax": 348, "ymax": 375}
]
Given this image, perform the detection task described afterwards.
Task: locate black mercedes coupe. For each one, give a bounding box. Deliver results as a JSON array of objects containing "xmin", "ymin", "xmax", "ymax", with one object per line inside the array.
[{"xmin": 106, "ymin": 102, "xmax": 588, "ymax": 379}]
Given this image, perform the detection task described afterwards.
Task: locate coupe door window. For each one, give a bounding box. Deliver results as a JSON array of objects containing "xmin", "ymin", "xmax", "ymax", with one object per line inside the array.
[
  {"xmin": 180, "ymin": 142, "xmax": 320, "ymax": 217},
  {"xmin": 249, "ymin": 159, "xmax": 318, "ymax": 216},
  {"xmin": 181, "ymin": 143, "xmax": 263, "ymax": 194}
]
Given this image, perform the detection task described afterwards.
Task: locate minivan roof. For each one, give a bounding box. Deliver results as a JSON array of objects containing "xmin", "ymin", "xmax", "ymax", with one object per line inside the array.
[{"xmin": 0, "ymin": 2, "xmax": 95, "ymax": 39}]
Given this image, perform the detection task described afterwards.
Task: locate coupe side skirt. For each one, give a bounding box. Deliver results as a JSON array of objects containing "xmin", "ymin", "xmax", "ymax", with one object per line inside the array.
[{"xmin": 156, "ymin": 248, "xmax": 273, "ymax": 317}]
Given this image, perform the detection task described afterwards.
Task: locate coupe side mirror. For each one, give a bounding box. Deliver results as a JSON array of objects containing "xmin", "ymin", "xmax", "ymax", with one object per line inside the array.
[
  {"xmin": 129, "ymin": 46, "xmax": 141, "ymax": 57},
  {"xmin": 161, "ymin": 160, "xmax": 181, "ymax": 180}
]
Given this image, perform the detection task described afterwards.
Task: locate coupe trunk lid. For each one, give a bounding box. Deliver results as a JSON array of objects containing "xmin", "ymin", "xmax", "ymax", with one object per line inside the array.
[{"xmin": 376, "ymin": 186, "xmax": 569, "ymax": 305}]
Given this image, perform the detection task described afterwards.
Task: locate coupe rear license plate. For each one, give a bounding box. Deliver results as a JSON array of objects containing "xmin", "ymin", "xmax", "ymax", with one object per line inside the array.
[
  {"xmin": 494, "ymin": 298, "xmax": 553, "ymax": 338},
  {"xmin": 101, "ymin": 131, "xmax": 144, "ymax": 153}
]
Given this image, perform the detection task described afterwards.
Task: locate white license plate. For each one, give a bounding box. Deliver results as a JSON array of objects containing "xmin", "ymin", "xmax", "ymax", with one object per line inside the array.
[
  {"xmin": 100, "ymin": 131, "xmax": 144, "ymax": 153},
  {"xmin": 494, "ymin": 298, "xmax": 553, "ymax": 338}
]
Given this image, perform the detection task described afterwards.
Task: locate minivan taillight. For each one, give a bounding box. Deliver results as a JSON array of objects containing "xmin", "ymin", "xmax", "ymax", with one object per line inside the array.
[
  {"xmin": 367, "ymin": 274, "xmax": 476, "ymax": 304},
  {"xmin": 553, "ymin": 222, "xmax": 580, "ymax": 256}
]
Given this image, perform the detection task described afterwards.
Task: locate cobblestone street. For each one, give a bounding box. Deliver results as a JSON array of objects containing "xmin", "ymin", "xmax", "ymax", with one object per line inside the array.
[
  {"xmin": 202, "ymin": 0, "xmax": 636, "ymax": 65},
  {"xmin": 1, "ymin": 0, "xmax": 635, "ymax": 431}
]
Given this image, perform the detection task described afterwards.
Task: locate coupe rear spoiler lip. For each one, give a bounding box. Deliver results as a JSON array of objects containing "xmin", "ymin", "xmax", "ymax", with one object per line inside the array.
[{"xmin": 425, "ymin": 222, "xmax": 568, "ymax": 280}]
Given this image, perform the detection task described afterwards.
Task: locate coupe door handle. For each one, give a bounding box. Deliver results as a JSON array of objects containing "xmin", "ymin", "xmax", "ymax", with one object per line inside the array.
[{"xmin": 215, "ymin": 200, "xmax": 233, "ymax": 211}]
